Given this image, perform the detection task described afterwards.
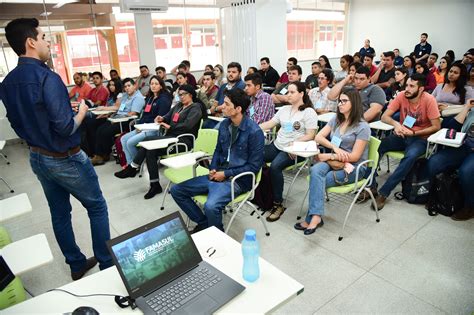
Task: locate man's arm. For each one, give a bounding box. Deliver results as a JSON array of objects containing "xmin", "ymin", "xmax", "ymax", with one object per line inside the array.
[
  {"xmin": 413, "ymin": 118, "xmax": 440, "ymax": 137},
  {"xmin": 363, "ymin": 103, "xmax": 383, "ymax": 122},
  {"xmin": 327, "ymin": 75, "xmax": 352, "ymax": 101},
  {"xmin": 272, "ymin": 94, "xmax": 289, "ymax": 104},
  {"xmin": 370, "ymin": 66, "xmax": 383, "ymax": 84}
]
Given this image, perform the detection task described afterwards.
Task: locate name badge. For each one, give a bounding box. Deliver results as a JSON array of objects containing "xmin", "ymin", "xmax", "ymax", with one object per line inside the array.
[
  {"xmin": 315, "ymin": 100, "xmax": 323, "ymax": 109},
  {"xmin": 403, "ymin": 115, "xmax": 416, "ymax": 128},
  {"xmin": 249, "ymin": 106, "xmax": 255, "ymax": 117},
  {"xmin": 174, "ymin": 94, "xmax": 180, "ymax": 102},
  {"xmin": 279, "ymin": 87, "xmax": 288, "ymax": 95},
  {"xmin": 282, "ymin": 121, "xmax": 293, "ymax": 133},
  {"xmin": 172, "ymin": 112, "xmax": 180, "ymax": 123},
  {"xmin": 119, "ymin": 103, "xmax": 126, "ymax": 112},
  {"xmin": 144, "ymin": 103, "xmax": 152, "ymax": 113},
  {"xmin": 331, "ymin": 136, "xmax": 342, "ymax": 148}
]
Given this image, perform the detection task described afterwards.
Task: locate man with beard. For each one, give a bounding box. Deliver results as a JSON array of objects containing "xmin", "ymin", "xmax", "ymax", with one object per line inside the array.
[
  {"xmin": 69, "ymin": 72, "xmax": 92, "ymax": 102},
  {"xmin": 369, "ymin": 73, "xmax": 440, "ymax": 210}
]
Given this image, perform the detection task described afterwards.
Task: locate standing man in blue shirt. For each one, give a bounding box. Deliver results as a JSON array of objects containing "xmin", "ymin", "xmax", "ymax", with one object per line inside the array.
[
  {"xmin": 414, "ymin": 33, "xmax": 432, "ymax": 64},
  {"xmin": 0, "ymin": 18, "xmax": 112, "ymax": 280}
]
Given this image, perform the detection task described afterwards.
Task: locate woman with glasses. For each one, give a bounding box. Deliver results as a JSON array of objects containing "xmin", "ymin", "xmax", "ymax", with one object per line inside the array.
[
  {"xmin": 114, "ymin": 84, "xmax": 203, "ymax": 199},
  {"xmin": 295, "ymin": 88, "xmax": 370, "ymax": 235},
  {"xmin": 308, "ymin": 69, "xmax": 337, "ymax": 114}
]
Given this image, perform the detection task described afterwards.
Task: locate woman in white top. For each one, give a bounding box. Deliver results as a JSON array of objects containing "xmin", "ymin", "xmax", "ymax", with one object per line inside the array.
[{"xmin": 260, "ymin": 81, "xmax": 319, "ymax": 222}]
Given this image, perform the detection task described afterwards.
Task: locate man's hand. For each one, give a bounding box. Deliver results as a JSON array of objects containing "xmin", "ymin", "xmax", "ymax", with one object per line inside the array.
[
  {"xmin": 160, "ymin": 122, "xmax": 170, "ymax": 130},
  {"xmin": 438, "ymin": 103, "xmax": 449, "ymax": 112},
  {"xmin": 344, "ymin": 74, "xmax": 354, "ymax": 85},
  {"xmin": 466, "ymin": 98, "xmax": 474, "ymax": 109},
  {"xmin": 394, "ymin": 123, "xmax": 412, "ymax": 138},
  {"xmin": 154, "ymin": 116, "xmax": 164, "ymax": 123},
  {"xmin": 211, "ymin": 171, "xmax": 226, "ymax": 182},
  {"xmin": 78, "ymin": 100, "xmax": 89, "ymax": 115}
]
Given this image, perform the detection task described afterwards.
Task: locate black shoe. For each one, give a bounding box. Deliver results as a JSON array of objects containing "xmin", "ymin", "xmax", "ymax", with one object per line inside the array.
[
  {"xmin": 71, "ymin": 257, "xmax": 97, "ymax": 281},
  {"xmin": 189, "ymin": 224, "xmax": 207, "ymax": 235},
  {"xmin": 144, "ymin": 182, "xmax": 163, "ymax": 199},
  {"xmin": 114, "ymin": 165, "xmax": 138, "ymax": 179},
  {"xmin": 304, "ymin": 219, "xmax": 324, "ymax": 235},
  {"xmin": 294, "ymin": 222, "xmax": 306, "ymax": 231}
]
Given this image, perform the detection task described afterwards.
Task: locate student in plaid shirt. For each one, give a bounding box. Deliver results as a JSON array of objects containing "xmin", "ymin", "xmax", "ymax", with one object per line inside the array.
[{"xmin": 244, "ymin": 72, "xmax": 275, "ymax": 124}]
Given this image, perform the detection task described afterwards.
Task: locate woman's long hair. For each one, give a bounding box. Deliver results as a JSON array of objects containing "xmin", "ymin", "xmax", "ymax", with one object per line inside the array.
[
  {"xmin": 288, "ymin": 81, "xmax": 313, "ymax": 111},
  {"xmin": 107, "ymin": 78, "xmax": 123, "ymax": 102},
  {"xmin": 336, "ymin": 87, "xmax": 364, "ymax": 128},
  {"xmin": 443, "ymin": 62, "xmax": 468, "ymax": 104},
  {"xmin": 145, "ymin": 75, "xmax": 169, "ymax": 100}
]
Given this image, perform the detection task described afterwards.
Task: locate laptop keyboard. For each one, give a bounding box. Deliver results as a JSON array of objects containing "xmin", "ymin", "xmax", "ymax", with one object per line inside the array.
[{"xmin": 145, "ymin": 267, "xmax": 222, "ymax": 314}]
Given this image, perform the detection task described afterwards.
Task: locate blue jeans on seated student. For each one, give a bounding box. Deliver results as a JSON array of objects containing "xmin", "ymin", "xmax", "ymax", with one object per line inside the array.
[
  {"xmin": 29, "ymin": 150, "xmax": 113, "ymax": 272},
  {"xmin": 427, "ymin": 145, "xmax": 474, "ymax": 207},
  {"xmin": 264, "ymin": 142, "xmax": 304, "ymax": 203},
  {"xmin": 121, "ymin": 129, "xmax": 159, "ymax": 164},
  {"xmin": 372, "ymin": 134, "xmax": 427, "ymax": 197},
  {"xmin": 170, "ymin": 175, "xmax": 244, "ymax": 231},
  {"xmin": 307, "ymin": 162, "xmax": 365, "ymax": 223}
]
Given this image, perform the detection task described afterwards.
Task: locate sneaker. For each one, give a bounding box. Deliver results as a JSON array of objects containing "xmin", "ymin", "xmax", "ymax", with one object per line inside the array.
[
  {"xmin": 144, "ymin": 182, "xmax": 163, "ymax": 199},
  {"xmin": 266, "ymin": 203, "xmax": 286, "ymax": 222},
  {"xmin": 356, "ymin": 187, "xmax": 378, "ymax": 204},
  {"xmin": 372, "ymin": 194, "xmax": 387, "ymax": 211},
  {"xmin": 90, "ymin": 155, "xmax": 105, "ymax": 166},
  {"xmin": 451, "ymin": 207, "xmax": 474, "ymax": 221},
  {"xmin": 71, "ymin": 257, "xmax": 97, "ymax": 281},
  {"xmin": 114, "ymin": 165, "xmax": 138, "ymax": 179}
]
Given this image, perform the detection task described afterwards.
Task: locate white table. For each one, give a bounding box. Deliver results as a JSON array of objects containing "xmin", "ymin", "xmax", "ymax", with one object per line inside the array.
[
  {"xmin": 425, "ymin": 128, "xmax": 466, "ymax": 158},
  {"xmin": 1, "ymin": 233, "xmax": 53, "ymax": 276},
  {"xmin": 6, "ymin": 227, "xmax": 303, "ymax": 314},
  {"xmin": 134, "ymin": 123, "xmax": 161, "ymax": 132},
  {"xmin": 108, "ymin": 115, "xmax": 138, "ymax": 133},
  {"xmin": 160, "ymin": 151, "xmax": 208, "ymax": 178},
  {"xmin": 138, "ymin": 138, "xmax": 179, "ymax": 150},
  {"xmin": 0, "ymin": 193, "xmax": 32, "ymax": 223},
  {"xmin": 318, "ymin": 112, "xmax": 336, "ymax": 123},
  {"xmin": 369, "ymin": 120, "xmax": 394, "ymax": 139},
  {"xmin": 208, "ymin": 116, "xmax": 226, "ymax": 122},
  {"xmin": 90, "ymin": 109, "xmax": 117, "ymax": 115}
]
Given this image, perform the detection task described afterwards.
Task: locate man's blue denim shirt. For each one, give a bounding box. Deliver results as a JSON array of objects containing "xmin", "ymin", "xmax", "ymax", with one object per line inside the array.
[
  {"xmin": 210, "ymin": 116, "xmax": 264, "ymax": 191},
  {"xmin": 0, "ymin": 57, "xmax": 79, "ymax": 153}
]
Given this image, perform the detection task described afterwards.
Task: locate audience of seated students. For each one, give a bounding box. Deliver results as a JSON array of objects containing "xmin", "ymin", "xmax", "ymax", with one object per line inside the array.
[
  {"xmin": 371, "ymin": 51, "xmax": 396, "ymax": 91},
  {"xmin": 89, "ymin": 78, "xmax": 145, "ymax": 166},
  {"xmin": 69, "ymin": 72, "xmax": 92, "ymax": 102},
  {"xmin": 114, "ymin": 85, "xmax": 203, "ymax": 199},
  {"xmin": 427, "ymin": 53, "xmax": 438, "ymax": 74},
  {"xmin": 305, "ymin": 61, "xmax": 322, "ymax": 90},
  {"xmin": 197, "ymin": 64, "xmax": 214, "ymax": 86},
  {"xmin": 260, "ymin": 81, "xmax": 318, "ymax": 222},
  {"xmin": 359, "ymin": 39, "xmax": 375, "ymax": 59},
  {"xmin": 335, "ymin": 54, "xmax": 354, "ymax": 83},
  {"xmin": 276, "ymin": 57, "xmax": 298, "ymax": 88},
  {"xmin": 403, "ymin": 55, "xmax": 416, "ymax": 76},
  {"xmin": 86, "ymin": 71, "xmax": 109, "ymax": 106},
  {"xmin": 196, "ymin": 71, "xmax": 219, "ymax": 110},
  {"xmin": 393, "ymin": 48, "xmax": 404, "ymax": 67},
  {"xmin": 469, "ymin": 67, "xmax": 474, "ymax": 87},
  {"xmin": 170, "ymin": 89, "xmax": 265, "ymax": 232},
  {"xmin": 445, "ymin": 50, "xmax": 456, "ymax": 64},
  {"xmin": 213, "ymin": 64, "xmax": 226, "ymax": 86},
  {"xmin": 258, "ymin": 57, "xmax": 280, "ymax": 88},
  {"xmin": 415, "ymin": 61, "xmax": 437, "ymax": 93},
  {"xmin": 328, "ymin": 66, "xmax": 385, "ymax": 122},
  {"xmin": 247, "ymin": 67, "xmax": 258, "ymax": 75},
  {"xmin": 172, "ymin": 60, "xmax": 197, "ymax": 88},
  {"xmin": 308, "ymin": 69, "xmax": 337, "ymax": 114},
  {"xmin": 426, "ymin": 99, "xmax": 474, "ymax": 221},
  {"xmin": 318, "ymin": 55, "xmax": 333, "ymax": 71},
  {"xmin": 172, "ymin": 71, "xmax": 188, "ymax": 106},
  {"xmin": 296, "ymin": 88, "xmax": 371, "ymax": 235},
  {"xmin": 414, "ymin": 32, "xmax": 432, "ymax": 63},
  {"xmin": 155, "ymin": 66, "xmax": 174, "ymax": 92},
  {"xmin": 244, "ymin": 72, "xmax": 275, "ymax": 124},
  {"xmin": 271, "ymin": 65, "xmax": 302, "ymax": 107},
  {"xmin": 363, "ymin": 54, "xmax": 378, "ymax": 77},
  {"xmin": 367, "ymin": 73, "xmax": 441, "ymax": 210},
  {"xmin": 434, "ymin": 56, "xmax": 450, "ymax": 84},
  {"xmin": 432, "ymin": 62, "xmax": 473, "ymax": 114},
  {"xmin": 353, "ymin": 52, "xmax": 361, "ymax": 64},
  {"xmin": 386, "ymin": 67, "xmax": 408, "ymax": 101},
  {"xmin": 120, "ymin": 76, "xmax": 172, "ymax": 164},
  {"xmin": 109, "ymin": 69, "xmax": 121, "ymax": 82},
  {"xmin": 136, "ymin": 65, "xmax": 152, "ymax": 96}
]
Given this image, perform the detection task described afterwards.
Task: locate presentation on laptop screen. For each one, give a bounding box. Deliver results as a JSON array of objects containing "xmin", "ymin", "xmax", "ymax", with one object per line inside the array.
[{"xmin": 110, "ymin": 216, "xmax": 197, "ymax": 292}]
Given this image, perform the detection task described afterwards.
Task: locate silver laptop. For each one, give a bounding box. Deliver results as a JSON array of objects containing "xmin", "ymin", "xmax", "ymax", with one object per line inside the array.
[{"xmin": 107, "ymin": 211, "xmax": 245, "ymax": 315}]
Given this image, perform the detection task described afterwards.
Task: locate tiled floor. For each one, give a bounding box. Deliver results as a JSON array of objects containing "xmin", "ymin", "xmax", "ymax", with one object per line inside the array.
[{"xmin": 1, "ymin": 142, "xmax": 473, "ymax": 314}]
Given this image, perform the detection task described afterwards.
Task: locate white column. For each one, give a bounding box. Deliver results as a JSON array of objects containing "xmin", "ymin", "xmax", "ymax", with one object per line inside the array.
[{"xmin": 133, "ymin": 13, "xmax": 156, "ymax": 70}]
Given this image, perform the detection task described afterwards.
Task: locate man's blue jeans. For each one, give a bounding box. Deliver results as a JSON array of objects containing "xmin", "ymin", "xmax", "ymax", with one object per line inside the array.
[
  {"xmin": 427, "ymin": 145, "xmax": 474, "ymax": 207},
  {"xmin": 170, "ymin": 175, "xmax": 244, "ymax": 231},
  {"xmin": 29, "ymin": 150, "xmax": 113, "ymax": 272},
  {"xmin": 373, "ymin": 134, "xmax": 427, "ymax": 197},
  {"xmin": 120, "ymin": 129, "xmax": 159, "ymax": 164}
]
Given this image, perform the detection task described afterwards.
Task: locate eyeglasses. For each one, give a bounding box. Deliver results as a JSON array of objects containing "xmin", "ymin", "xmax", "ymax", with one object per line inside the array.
[
  {"xmin": 338, "ymin": 99, "xmax": 350, "ymax": 105},
  {"xmin": 178, "ymin": 92, "xmax": 189, "ymax": 97}
]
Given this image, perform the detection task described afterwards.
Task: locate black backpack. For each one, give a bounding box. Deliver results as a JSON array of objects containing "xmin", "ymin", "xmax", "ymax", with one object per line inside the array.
[
  {"xmin": 251, "ymin": 165, "xmax": 274, "ymax": 211},
  {"xmin": 425, "ymin": 171, "xmax": 464, "ymax": 216},
  {"xmin": 395, "ymin": 158, "xmax": 430, "ymax": 204}
]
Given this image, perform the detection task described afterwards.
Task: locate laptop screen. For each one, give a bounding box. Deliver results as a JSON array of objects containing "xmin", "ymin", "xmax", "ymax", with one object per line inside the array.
[{"xmin": 107, "ymin": 212, "xmax": 202, "ymax": 298}]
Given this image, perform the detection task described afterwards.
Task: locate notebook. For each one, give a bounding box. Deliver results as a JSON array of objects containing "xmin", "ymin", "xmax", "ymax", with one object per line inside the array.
[{"xmin": 107, "ymin": 212, "xmax": 245, "ymax": 315}]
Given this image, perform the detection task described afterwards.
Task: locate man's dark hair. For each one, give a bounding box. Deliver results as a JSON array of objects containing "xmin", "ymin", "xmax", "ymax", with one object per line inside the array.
[
  {"xmin": 321, "ymin": 68, "xmax": 334, "ymax": 83},
  {"xmin": 181, "ymin": 60, "xmax": 191, "ymax": 68},
  {"xmin": 260, "ymin": 57, "xmax": 270, "ymax": 64},
  {"xmin": 109, "ymin": 69, "xmax": 118, "ymax": 75},
  {"xmin": 244, "ymin": 72, "xmax": 263, "ymax": 87},
  {"xmin": 410, "ymin": 73, "xmax": 426, "ymax": 88},
  {"xmin": 227, "ymin": 62, "xmax": 242, "ymax": 73},
  {"xmin": 5, "ymin": 18, "xmax": 39, "ymax": 56},
  {"xmin": 364, "ymin": 54, "xmax": 374, "ymax": 61},
  {"xmin": 383, "ymin": 51, "xmax": 395, "ymax": 60},
  {"xmin": 421, "ymin": 32, "xmax": 428, "ymax": 37},
  {"xmin": 430, "ymin": 52, "xmax": 439, "ymax": 60},
  {"xmin": 353, "ymin": 52, "xmax": 361, "ymax": 58},
  {"xmin": 91, "ymin": 71, "xmax": 103, "ymax": 79},
  {"xmin": 176, "ymin": 71, "xmax": 187, "ymax": 79},
  {"xmin": 178, "ymin": 63, "xmax": 187, "ymax": 70},
  {"xmin": 139, "ymin": 65, "xmax": 148, "ymax": 70},
  {"xmin": 288, "ymin": 65, "xmax": 302, "ymax": 75},
  {"xmin": 203, "ymin": 71, "xmax": 215, "ymax": 80},
  {"xmin": 122, "ymin": 77, "xmax": 135, "ymax": 86},
  {"xmin": 224, "ymin": 88, "xmax": 250, "ymax": 114},
  {"xmin": 355, "ymin": 66, "xmax": 371, "ymax": 78},
  {"xmin": 311, "ymin": 61, "xmax": 321, "ymax": 66},
  {"xmin": 155, "ymin": 66, "xmax": 166, "ymax": 72},
  {"xmin": 288, "ymin": 57, "xmax": 298, "ymax": 65}
]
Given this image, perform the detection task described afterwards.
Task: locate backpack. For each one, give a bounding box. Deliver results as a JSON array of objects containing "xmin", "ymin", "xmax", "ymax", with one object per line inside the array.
[
  {"xmin": 394, "ymin": 158, "xmax": 430, "ymax": 204},
  {"xmin": 113, "ymin": 133, "xmax": 127, "ymax": 167},
  {"xmin": 425, "ymin": 171, "xmax": 464, "ymax": 216},
  {"xmin": 251, "ymin": 165, "xmax": 274, "ymax": 211}
]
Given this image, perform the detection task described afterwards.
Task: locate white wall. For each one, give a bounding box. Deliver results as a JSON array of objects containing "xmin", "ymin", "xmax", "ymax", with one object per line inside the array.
[{"xmin": 347, "ymin": 0, "xmax": 474, "ymax": 61}]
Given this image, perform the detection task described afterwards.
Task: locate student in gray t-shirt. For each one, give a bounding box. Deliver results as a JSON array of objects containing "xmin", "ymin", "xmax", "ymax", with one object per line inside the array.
[{"xmin": 328, "ymin": 66, "xmax": 385, "ymax": 122}]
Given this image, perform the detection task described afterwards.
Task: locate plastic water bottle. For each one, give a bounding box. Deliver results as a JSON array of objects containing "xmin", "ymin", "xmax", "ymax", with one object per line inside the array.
[{"xmin": 242, "ymin": 229, "xmax": 260, "ymax": 282}]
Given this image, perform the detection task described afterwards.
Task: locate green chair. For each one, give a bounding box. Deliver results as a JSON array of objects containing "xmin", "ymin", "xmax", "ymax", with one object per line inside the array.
[
  {"xmin": 160, "ymin": 129, "xmax": 219, "ymax": 210},
  {"xmin": 297, "ymin": 136, "xmax": 381, "ymax": 241},
  {"xmin": 385, "ymin": 151, "xmax": 405, "ymax": 173},
  {"xmin": 0, "ymin": 227, "xmax": 12, "ymax": 248},
  {"xmin": 193, "ymin": 170, "xmax": 270, "ymax": 236}
]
